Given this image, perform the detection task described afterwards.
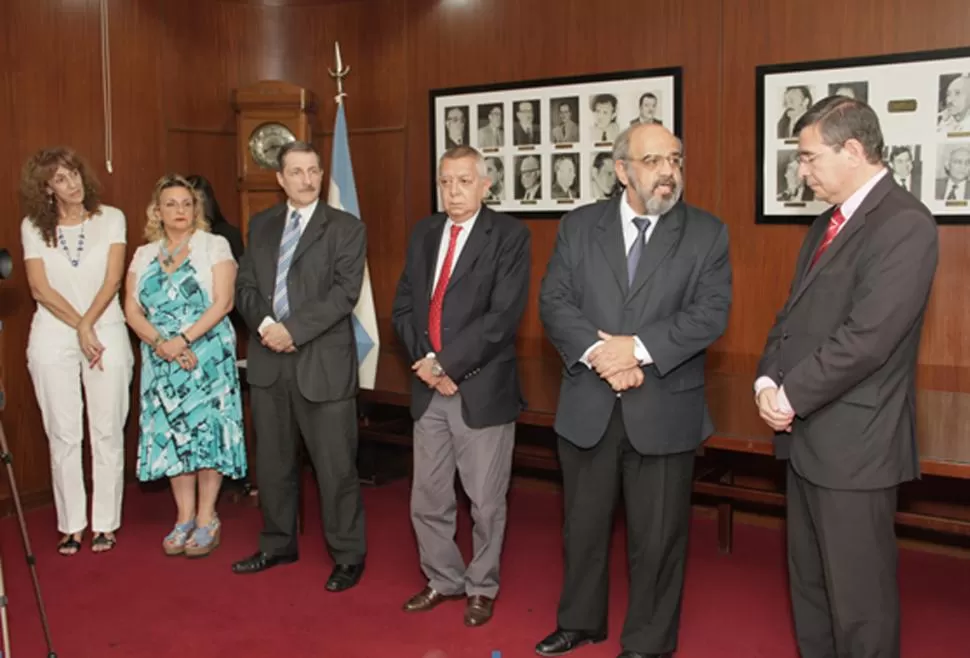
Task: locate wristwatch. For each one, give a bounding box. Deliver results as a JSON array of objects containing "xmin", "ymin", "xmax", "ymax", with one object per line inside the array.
[{"xmin": 426, "ymin": 352, "xmax": 445, "ymax": 377}]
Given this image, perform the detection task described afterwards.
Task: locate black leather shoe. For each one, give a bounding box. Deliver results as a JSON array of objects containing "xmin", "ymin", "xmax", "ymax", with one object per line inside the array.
[
  {"xmin": 535, "ymin": 629, "xmax": 607, "ymax": 656},
  {"xmin": 326, "ymin": 563, "xmax": 364, "ymax": 592},
  {"xmin": 231, "ymin": 551, "xmax": 298, "ymax": 574},
  {"xmin": 618, "ymin": 652, "xmax": 671, "ymax": 658}
]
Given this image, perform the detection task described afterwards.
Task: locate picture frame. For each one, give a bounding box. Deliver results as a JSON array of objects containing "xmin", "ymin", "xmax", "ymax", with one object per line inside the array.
[
  {"xmin": 429, "ymin": 67, "xmax": 683, "ymax": 217},
  {"xmin": 756, "ymin": 47, "xmax": 970, "ymax": 225}
]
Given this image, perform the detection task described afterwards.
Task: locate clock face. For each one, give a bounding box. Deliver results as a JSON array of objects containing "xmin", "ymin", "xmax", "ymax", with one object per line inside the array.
[{"xmin": 248, "ymin": 122, "xmax": 296, "ymax": 169}]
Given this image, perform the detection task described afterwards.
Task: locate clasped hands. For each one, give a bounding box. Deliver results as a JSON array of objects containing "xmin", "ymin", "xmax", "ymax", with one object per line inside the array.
[
  {"xmin": 588, "ymin": 330, "xmax": 643, "ymax": 392},
  {"xmin": 260, "ymin": 322, "xmax": 297, "ymax": 354},
  {"xmin": 755, "ymin": 387, "xmax": 793, "ymax": 433},
  {"xmin": 77, "ymin": 320, "xmax": 105, "ymax": 370},
  {"xmin": 155, "ymin": 335, "xmax": 198, "ymax": 371},
  {"xmin": 412, "ymin": 358, "xmax": 458, "ymax": 397}
]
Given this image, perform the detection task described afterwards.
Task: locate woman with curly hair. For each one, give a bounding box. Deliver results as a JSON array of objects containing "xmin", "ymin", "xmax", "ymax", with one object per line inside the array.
[
  {"xmin": 124, "ymin": 174, "xmax": 246, "ymax": 558},
  {"xmin": 20, "ymin": 146, "xmax": 134, "ymax": 556}
]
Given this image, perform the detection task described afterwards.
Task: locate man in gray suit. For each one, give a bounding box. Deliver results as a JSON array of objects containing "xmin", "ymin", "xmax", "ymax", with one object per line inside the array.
[
  {"xmin": 392, "ymin": 145, "xmax": 530, "ymax": 627},
  {"xmin": 756, "ymin": 96, "xmax": 939, "ymax": 658},
  {"xmin": 536, "ymin": 123, "xmax": 732, "ymax": 658},
  {"xmin": 232, "ymin": 141, "xmax": 368, "ymax": 593}
]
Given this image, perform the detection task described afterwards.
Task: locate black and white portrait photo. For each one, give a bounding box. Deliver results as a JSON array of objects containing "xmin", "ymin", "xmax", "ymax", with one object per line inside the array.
[
  {"xmin": 514, "ymin": 154, "xmax": 542, "ymax": 201},
  {"xmin": 936, "ymin": 143, "xmax": 970, "ymax": 201},
  {"xmin": 484, "ymin": 156, "xmax": 505, "ymax": 203},
  {"xmin": 512, "ymin": 99, "xmax": 541, "ymax": 146},
  {"xmin": 630, "ymin": 91, "xmax": 663, "ymax": 126},
  {"xmin": 589, "ymin": 93, "xmax": 621, "ymax": 143},
  {"xmin": 828, "ymin": 81, "xmax": 869, "ymax": 104},
  {"xmin": 884, "ymin": 145, "xmax": 922, "ymax": 200},
  {"xmin": 550, "ymin": 97, "xmax": 580, "ymax": 143},
  {"xmin": 477, "ymin": 103, "xmax": 505, "ymax": 148},
  {"xmin": 444, "ymin": 106, "xmax": 469, "ymax": 149},
  {"xmin": 776, "ymin": 149, "xmax": 814, "ymax": 202},
  {"xmin": 590, "ymin": 152, "xmax": 619, "ymax": 199},
  {"xmin": 551, "ymin": 153, "xmax": 580, "ymax": 200},
  {"xmin": 937, "ymin": 73, "xmax": 970, "ymax": 134},
  {"xmin": 777, "ymin": 85, "xmax": 814, "ymax": 140}
]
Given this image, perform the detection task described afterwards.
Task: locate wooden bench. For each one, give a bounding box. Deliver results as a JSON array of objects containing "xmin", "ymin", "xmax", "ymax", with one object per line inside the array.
[{"xmin": 358, "ymin": 345, "xmax": 970, "ymax": 553}]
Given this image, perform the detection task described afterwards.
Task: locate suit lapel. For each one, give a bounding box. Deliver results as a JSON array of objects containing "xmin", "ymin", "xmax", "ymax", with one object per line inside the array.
[
  {"xmin": 788, "ymin": 174, "xmax": 893, "ymax": 308},
  {"xmin": 628, "ymin": 203, "xmax": 684, "ymax": 299},
  {"xmin": 422, "ymin": 216, "xmax": 446, "ymax": 299},
  {"xmin": 290, "ymin": 200, "xmax": 328, "ymax": 266},
  {"xmin": 260, "ymin": 205, "xmax": 288, "ymax": 288},
  {"xmin": 595, "ymin": 198, "xmax": 628, "ymax": 293},
  {"xmin": 447, "ymin": 208, "xmax": 492, "ymax": 291}
]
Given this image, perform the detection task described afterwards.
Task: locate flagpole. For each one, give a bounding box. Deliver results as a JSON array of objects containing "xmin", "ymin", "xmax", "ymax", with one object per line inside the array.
[{"xmin": 328, "ymin": 41, "xmax": 350, "ymax": 104}]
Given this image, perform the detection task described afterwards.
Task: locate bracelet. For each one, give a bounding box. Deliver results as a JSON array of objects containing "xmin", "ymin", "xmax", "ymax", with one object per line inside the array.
[
  {"xmin": 151, "ymin": 335, "xmax": 164, "ymax": 347},
  {"xmin": 179, "ymin": 331, "xmax": 192, "ymax": 345}
]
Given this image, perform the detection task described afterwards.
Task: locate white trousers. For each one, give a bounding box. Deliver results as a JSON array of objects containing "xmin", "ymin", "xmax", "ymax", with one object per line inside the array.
[{"xmin": 27, "ymin": 321, "xmax": 133, "ymax": 534}]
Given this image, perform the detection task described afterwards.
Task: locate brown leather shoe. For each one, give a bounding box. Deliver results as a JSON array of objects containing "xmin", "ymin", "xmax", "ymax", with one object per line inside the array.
[
  {"xmin": 464, "ymin": 595, "xmax": 494, "ymax": 627},
  {"xmin": 402, "ymin": 586, "xmax": 462, "ymax": 612}
]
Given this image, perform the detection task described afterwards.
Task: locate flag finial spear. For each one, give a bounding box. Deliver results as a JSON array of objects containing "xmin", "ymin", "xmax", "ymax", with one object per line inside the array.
[{"xmin": 329, "ymin": 42, "xmax": 350, "ymax": 103}]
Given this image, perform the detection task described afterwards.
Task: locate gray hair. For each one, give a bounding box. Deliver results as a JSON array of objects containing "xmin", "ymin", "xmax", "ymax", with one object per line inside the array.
[
  {"xmin": 793, "ymin": 96, "xmax": 884, "ymax": 164},
  {"xmin": 612, "ymin": 125, "xmax": 684, "ymax": 162},
  {"xmin": 438, "ymin": 145, "xmax": 487, "ymax": 178}
]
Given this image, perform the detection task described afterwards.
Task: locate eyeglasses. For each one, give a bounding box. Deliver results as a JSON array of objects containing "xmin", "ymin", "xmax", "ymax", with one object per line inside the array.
[
  {"xmin": 629, "ymin": 153, "xmax": 684, "ymax": 170},
  {"xmin": 796, "ymin": 145, "xmax": 843, "ymax": 167}
]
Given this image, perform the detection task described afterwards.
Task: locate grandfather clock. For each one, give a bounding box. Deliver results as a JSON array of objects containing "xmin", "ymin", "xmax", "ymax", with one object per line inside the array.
[{"xmin": 231, "ymin": 80, "xmax": 317, "ymax": 240}]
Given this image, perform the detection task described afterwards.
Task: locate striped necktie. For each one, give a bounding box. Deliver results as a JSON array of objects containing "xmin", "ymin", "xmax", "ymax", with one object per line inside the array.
[{"xmin": 273, "ymin": 209, "xmax": 302, "ymax": 320}]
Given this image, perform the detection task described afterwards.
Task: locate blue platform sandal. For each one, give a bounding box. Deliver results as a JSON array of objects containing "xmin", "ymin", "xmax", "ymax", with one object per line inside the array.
[
  {"xmin": 163, "ymin": 520, "xmax": 196, "ymax": 557},
  {"xmin": 184, "ymin": 517, "xmax": 221, "ymax": 559}
]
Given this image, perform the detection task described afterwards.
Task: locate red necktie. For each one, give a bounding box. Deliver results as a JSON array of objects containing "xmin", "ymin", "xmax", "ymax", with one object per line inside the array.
[
  {"xmin": 428, "ymin": 224, "xmax": 463, "ymax": 351},
  {"xmin": 810, "ymin": 207, "xmax": 847, "ymax": 268}
]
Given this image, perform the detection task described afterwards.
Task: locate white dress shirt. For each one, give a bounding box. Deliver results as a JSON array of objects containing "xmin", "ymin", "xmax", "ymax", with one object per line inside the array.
[
  {"xmin": 580, "ymin": 194, "xmax": 657, "ymax": 371},
  {"xmin": 754, "ymin": 168, "xmax": 889, "ymax": 414},
  {"xmin": 425, "ymin": 210, "xmax": 480, "ymax": 359},
  {"xmin": 259, "ymin": 198, "xmax": 319, "ymax": 334}
]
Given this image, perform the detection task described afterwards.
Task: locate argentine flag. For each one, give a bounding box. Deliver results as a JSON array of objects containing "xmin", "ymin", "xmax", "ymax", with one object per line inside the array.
[{"xmin": 328, "ymin": 100, "xmax": 379, "ymax": 389}]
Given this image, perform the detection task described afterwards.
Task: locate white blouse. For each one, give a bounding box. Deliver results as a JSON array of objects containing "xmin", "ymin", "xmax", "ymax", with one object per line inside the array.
[
  {"xmin": 128, "ymin": 230, "xmax": 236, "ymax": 307},
  {"xmin": 21, "ymin": 205, "xmax": 127, "ymax": 334}
]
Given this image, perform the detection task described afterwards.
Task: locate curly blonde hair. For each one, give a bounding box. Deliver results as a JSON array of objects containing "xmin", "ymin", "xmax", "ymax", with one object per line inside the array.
[
  {"xmin": 20, "ymin": 147, "xmax": 102, "ymax": 247},
  {"xmin": 144, "ymin": 174, "xmax": 210, "ymax": 242}
]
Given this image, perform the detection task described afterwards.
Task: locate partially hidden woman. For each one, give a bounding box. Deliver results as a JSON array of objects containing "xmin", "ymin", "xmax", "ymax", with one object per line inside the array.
[
  {"xmin": 20, "ymin": 147, "xmax": 134, "ymax": 556},
  {"xmin": 124, "ymin": 174, "xmax": 246, "ymax": 558}
]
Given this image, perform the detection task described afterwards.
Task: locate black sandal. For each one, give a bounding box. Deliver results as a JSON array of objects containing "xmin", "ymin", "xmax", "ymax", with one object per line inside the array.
[
  {"xmin": 57, "ymin": 534, "xmax": 82, "ymax": 556},
  {"xmin": 91, "ymin": 532, "xmax": 117, "ymax": 553}
]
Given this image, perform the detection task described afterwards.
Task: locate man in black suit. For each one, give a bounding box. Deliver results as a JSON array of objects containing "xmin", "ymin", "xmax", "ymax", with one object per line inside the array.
[
  {"xmin": 536, "ymin": 123, "xmax": 732, "ymax": 658},
  {"xmin": 392, "ymin": 145, "xmax": 531, "ymax": 627},
  {"xmin": 231, "ymin": 141, "xmax": 368, "ymax": 593},
  {"xmin": 756, "ymin": 96, "xmax": 939, "ymax": 658},
  {"xmin": 887, "ymin": 146, "xmax": 921, "ymax": 200},
  {"xmin": 512, "ymin": 101, "xmax": 541, "ymax": 145}
]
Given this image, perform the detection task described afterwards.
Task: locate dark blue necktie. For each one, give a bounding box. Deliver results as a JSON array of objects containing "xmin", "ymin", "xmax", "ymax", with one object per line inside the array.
[{"xmin": 627, "ymin": 217, "xmax": 651, "ymax": 286}]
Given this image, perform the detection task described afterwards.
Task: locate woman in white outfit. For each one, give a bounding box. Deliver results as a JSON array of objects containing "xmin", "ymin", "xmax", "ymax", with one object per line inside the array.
[{"xmin": 20, "ymin": 147, "xmax": 134, "ymax": 555}]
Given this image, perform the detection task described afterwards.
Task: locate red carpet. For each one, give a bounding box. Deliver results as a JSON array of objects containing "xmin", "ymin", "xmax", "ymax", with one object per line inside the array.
[{"xmin": 2, "ymin": 477, "xmax": 968, "ymax": 658}]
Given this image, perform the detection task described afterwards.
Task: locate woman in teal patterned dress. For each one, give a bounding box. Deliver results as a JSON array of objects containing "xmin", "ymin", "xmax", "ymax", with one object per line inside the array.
[{"xmin": 124, "ymin": 174, "xmax": 246, "ymax": 558}]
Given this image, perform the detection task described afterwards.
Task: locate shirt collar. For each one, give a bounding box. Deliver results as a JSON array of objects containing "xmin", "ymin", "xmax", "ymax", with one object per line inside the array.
[
  {"xmin": 287, "ymin": 198, "xmax": 319, "ymax": 222},
  {"xmin": 839, "ymin": 168, "xmax": 889, "ymax": 220},
  {"xmin": 446, "ymin": 207, "xmax": 481, "ymax": 234}
]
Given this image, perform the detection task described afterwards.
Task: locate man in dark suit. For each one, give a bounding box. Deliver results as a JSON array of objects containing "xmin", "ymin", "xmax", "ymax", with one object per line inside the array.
[
  {"xmin": 536, "ymin": 123, "xmax": 732, "ymax": 658},
  {"xmin": 886, "ymin": 146, "xmax": 921, "ymax": 200},
  {"xmin": 512, "ymin": 101, "xmax": 541, "ymax": 146},
  {"xmin": 231, "ymin": 141, "xmax": 368, "ymax": 593},
  {"xmin": 755, "ymin": 96, "xmax": 939, "ymax": 658},
  {"xmin": 392, "ymin": 145, "xmax": 530, "ymax": 628},
  {"xmin": 935, "ymin": 145, "xmax": 970, "ymax": 201}
]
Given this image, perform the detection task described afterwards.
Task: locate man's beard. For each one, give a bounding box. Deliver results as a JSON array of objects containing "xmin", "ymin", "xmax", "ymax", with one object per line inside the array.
[{"xmin": 631, "ymin": 175, "xmax": 682, "ymax": 215}]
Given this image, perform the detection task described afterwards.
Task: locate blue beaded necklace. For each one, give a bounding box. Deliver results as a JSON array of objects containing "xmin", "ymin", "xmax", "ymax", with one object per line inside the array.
[{"xmin": 57, "ymin": 215, "xmax": 87, "ymax": 268}]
